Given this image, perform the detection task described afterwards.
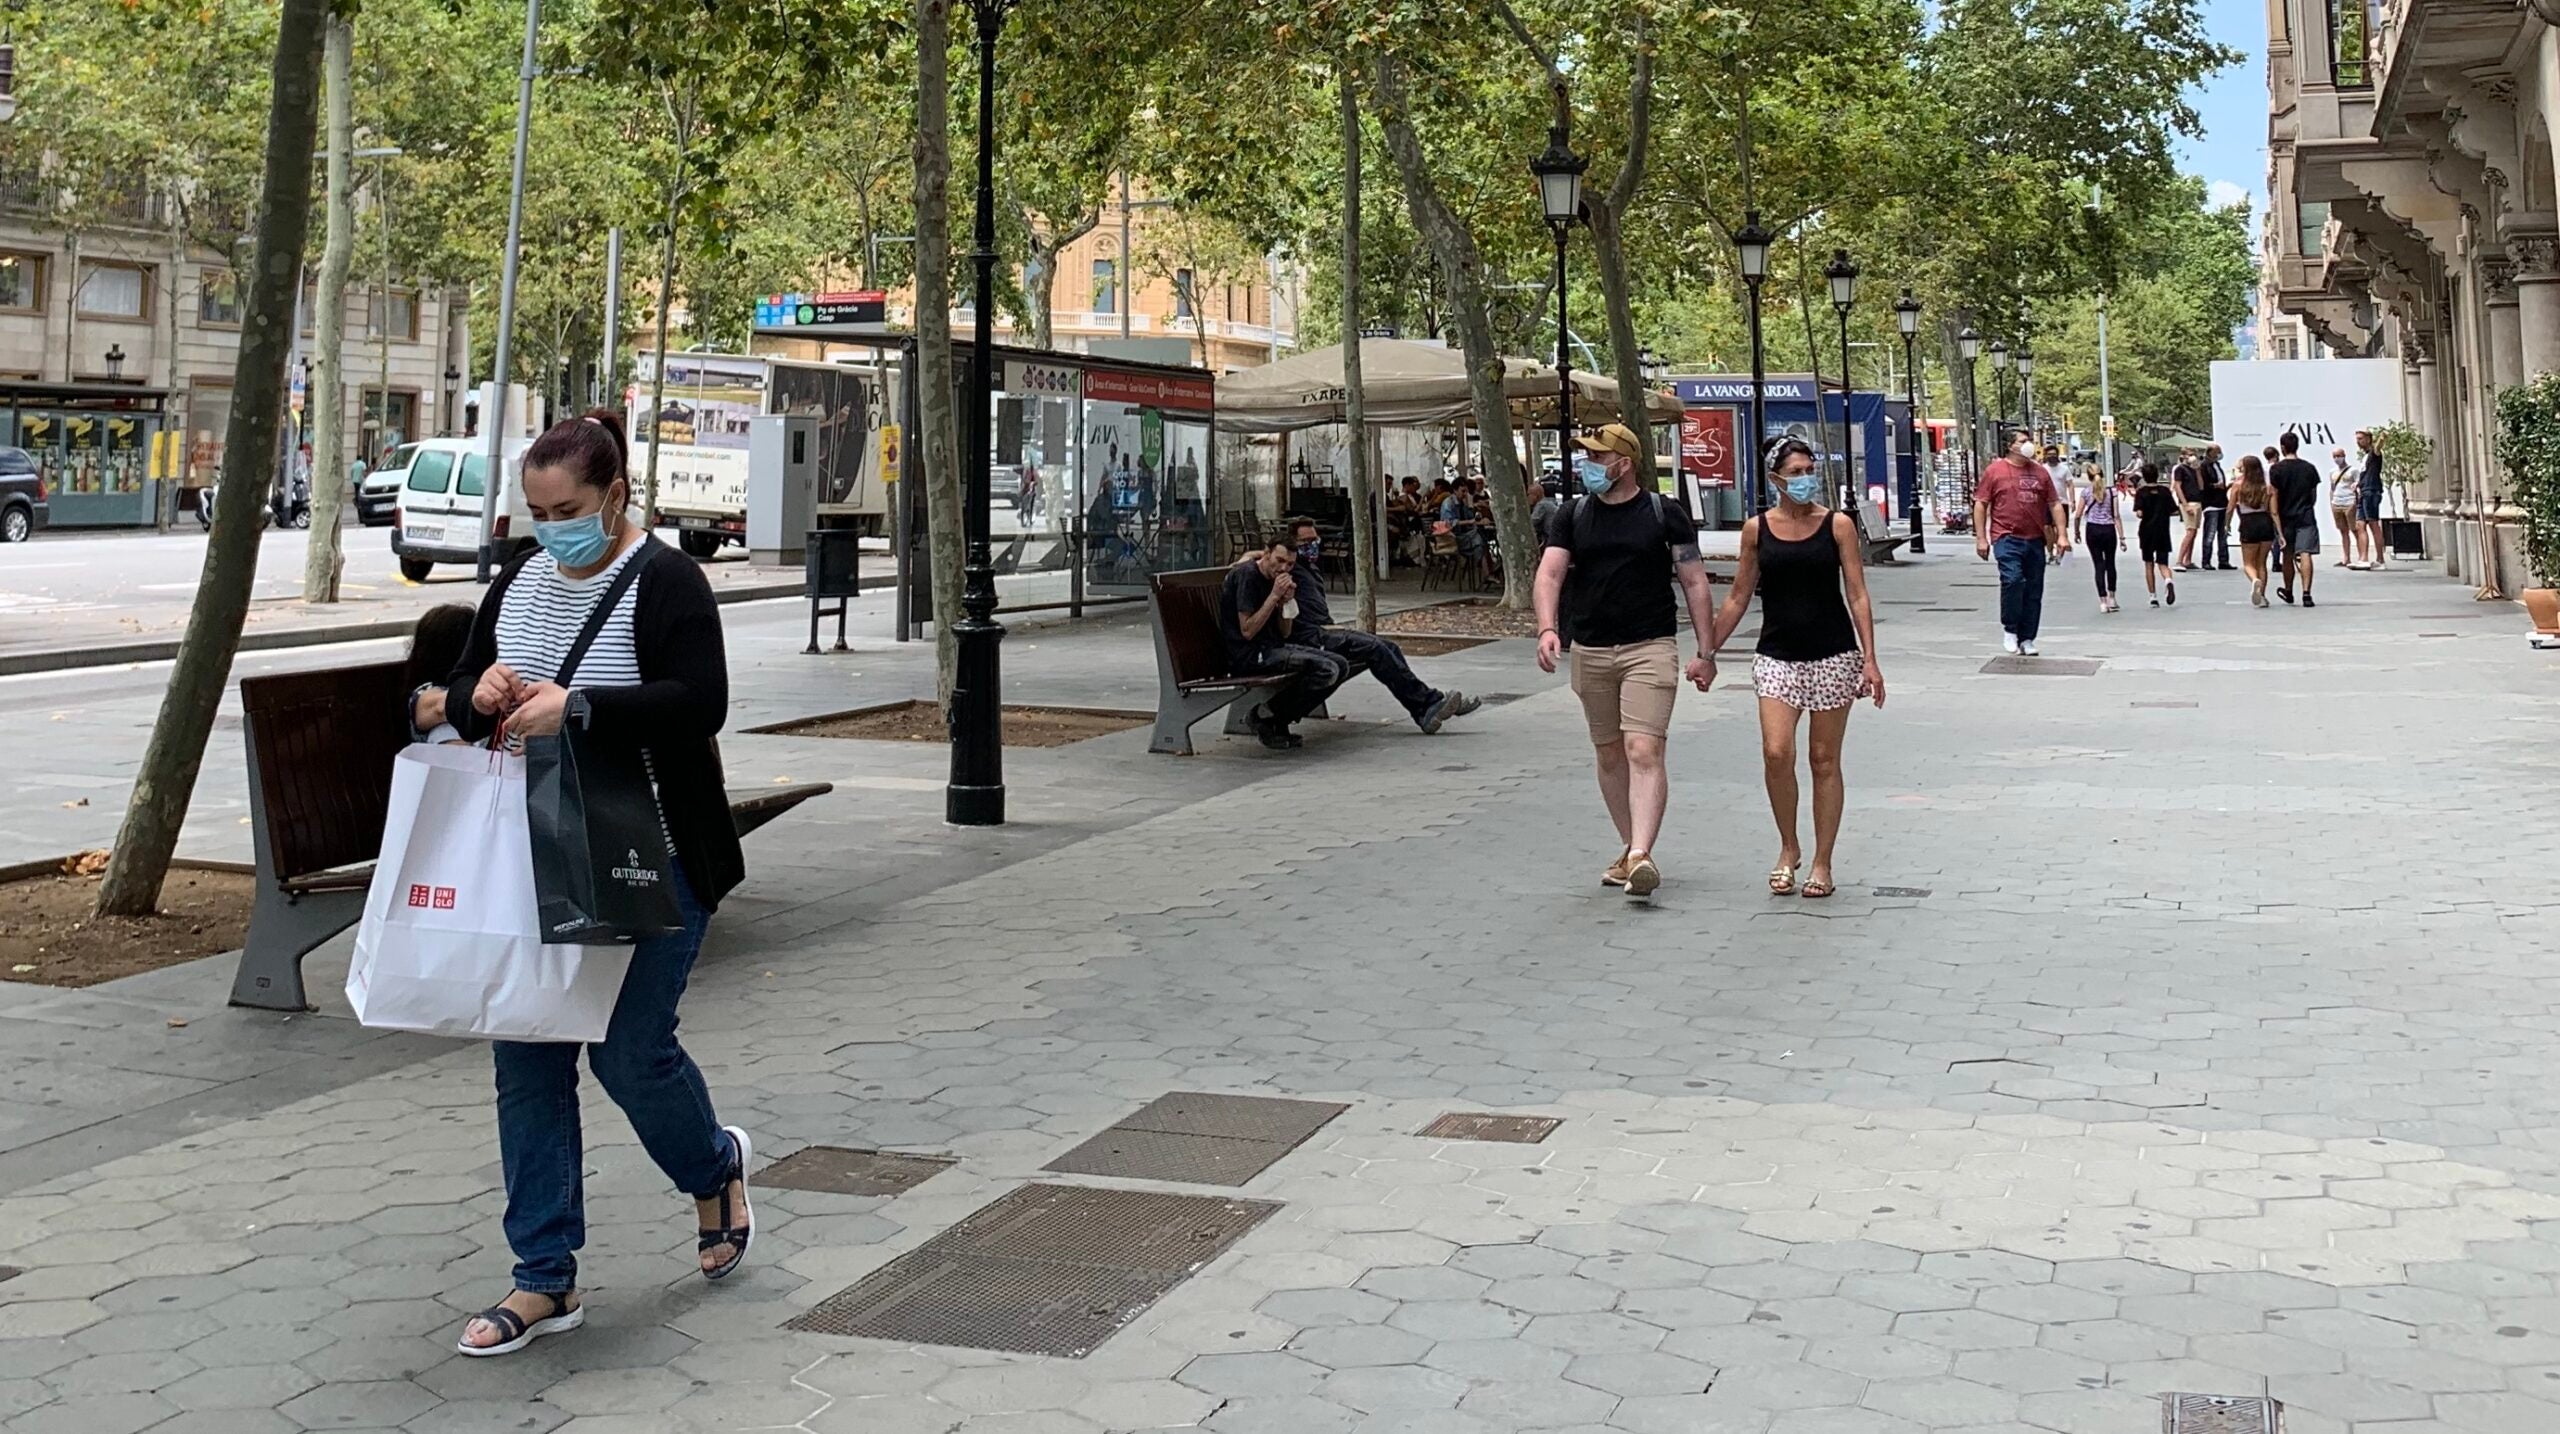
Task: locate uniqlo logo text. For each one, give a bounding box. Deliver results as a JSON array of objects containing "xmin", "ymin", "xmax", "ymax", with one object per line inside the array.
[
  {"xmin": 432, "ymin": 887, "xmax": 457, "ymax": 910},
  {"xmin": 407, "ymin": 884, "xmax": 432, "ymax": 908}
]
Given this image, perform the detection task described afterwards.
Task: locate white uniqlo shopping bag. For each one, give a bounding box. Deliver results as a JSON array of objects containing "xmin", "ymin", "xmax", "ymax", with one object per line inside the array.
[{"xmin": 348, "ymin": 744, "xmax": 633, "ymax": 1043}]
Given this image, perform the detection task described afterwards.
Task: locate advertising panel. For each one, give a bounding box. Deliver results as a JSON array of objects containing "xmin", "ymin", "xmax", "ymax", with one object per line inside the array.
[{"xmin": 1681, "ymin": 408, "xmax": 1738, "ymax": 489}]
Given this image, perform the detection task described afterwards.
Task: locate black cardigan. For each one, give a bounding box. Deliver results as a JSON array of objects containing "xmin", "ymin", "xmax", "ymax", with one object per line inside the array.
[{"xmin": 443, "ymin": 537, "xmax": 746, "ymax": 911}]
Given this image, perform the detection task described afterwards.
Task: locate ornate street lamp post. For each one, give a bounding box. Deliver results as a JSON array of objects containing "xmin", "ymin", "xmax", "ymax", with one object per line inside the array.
[
  {"xmin": 1530, "ymin": 123, "xmax": 1586, "ymax": 517},
  {"xmin": 948, "ymin": 0, "xmax": 1016, "ymax": 827},
  {"xmin": 1734, "ymin": 212, "xmax": 1773, "ymax": 515},
  {"xmin": 2014, "ymin": 347, "xmax": 2036, "ymax": 452},
  {"xmin": 1823, "ymin": 249, "xmax": 1858, "ymax": 512},
  {"xmin": 1958, "ymin": 325, "xmax": 1982, "ymax": 492},
  {"xmin": 1894, "ymin": 288, "xmax": 1924, "ymax": 554},
  {"xmin": 1988, "ymin": 339, "xmax": 2011, "ymax": 446}
]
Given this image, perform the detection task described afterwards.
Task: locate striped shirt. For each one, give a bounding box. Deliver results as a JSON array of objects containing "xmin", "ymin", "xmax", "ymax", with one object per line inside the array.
[{"xmin": 492, "ymin": 540, "xmax": 646, "ymax": 689}]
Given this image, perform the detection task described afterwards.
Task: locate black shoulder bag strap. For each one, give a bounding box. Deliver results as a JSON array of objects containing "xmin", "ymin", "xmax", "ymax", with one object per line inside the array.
[{"xmin": 556, "ymin": 535, "xmax": 658, "ymax": 686}]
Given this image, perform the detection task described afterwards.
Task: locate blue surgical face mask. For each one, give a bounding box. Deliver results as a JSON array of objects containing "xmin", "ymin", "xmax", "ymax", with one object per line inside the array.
[
  {"xmin": 1783, "ymin": 474, "xmax": 1824, "ymax": 505},
  {"xmin": 535, "ymin": 509, "xmax": 613, "ymax": 567},
  {"xmin": 1297, "ymin": 539, "xmax": 1320, "ymax": 563},
  {"xmin": 1576, "ymin": 458, "xmax": 1612, "ymax": 496}
]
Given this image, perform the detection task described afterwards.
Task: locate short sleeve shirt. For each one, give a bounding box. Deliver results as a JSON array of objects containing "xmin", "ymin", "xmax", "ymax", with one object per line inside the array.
[
  {"xmin": 1975, "ymin": 460, "xmax": 2059, "ymax": 542},
  {"xmin": 1218, "ymin": 560, "xmax": 1279, "ymax": 668},
  {"xmin": 1557, "ymin": 493, "xmax": 1699, "ymax": 648},
  {"xmin": 2269, "ymin": 457, "xmax": 2324, "ymax": 526},
  {"xmin": 2133, "ymin": 484, "xmax": 2178, "ymax": 532}
]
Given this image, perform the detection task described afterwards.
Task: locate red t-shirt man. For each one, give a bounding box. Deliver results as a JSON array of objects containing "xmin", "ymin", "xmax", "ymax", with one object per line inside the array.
[{"xmin": 1974, "ymin": 454, "xmax": 2064, "ymax": 548}]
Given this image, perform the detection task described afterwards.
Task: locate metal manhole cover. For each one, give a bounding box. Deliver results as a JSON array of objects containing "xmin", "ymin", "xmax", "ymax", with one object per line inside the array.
[
  {"xmin": 1421, "ymin": 1113, "xmax": 1562, "ymax": 1143},
  {"xmin": 758, "ymin": 1146, "xmax": 955, "ymax": 1197},
  {"xmin": 1475, "ymin": 692, "xmax": 1530, "ymax": 705},
  {"xmin": 785, "ymin": 1252, "xmax": 1179, "ymax": 1356},
  {"xmin": 786, "ymin": 1183, "xmax": 1279, "ymax": 1357},
  {"xmin": 1044, "ymin": 1128, "xmax": 1292, "ymax": 1186},
  {"xmin": 2132, "ymin": 700, "xmax": 2199, "ymax": 708},
  {"xmin": 2162, "ymin": 1393, "xmax": 2280, "ymax": 1432},
  {"xmin": 939, "ymin": 1183, "xmax": 1279, "ymax": 1271},
  {"xmin": 1980, "ymin": 656, "xmax": 2103, "ymax": 676},
  {"xmin": 1120, "ymin": 1092, "xmax": 1349, "ymax": 1145},
  {"xmin": 1870, "ymin": 886, "xmax": 1932, "ymax": 898}
]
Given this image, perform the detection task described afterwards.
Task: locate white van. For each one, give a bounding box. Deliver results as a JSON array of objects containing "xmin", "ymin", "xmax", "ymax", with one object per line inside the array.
[{"xmin": 384, "ymin": 436, "xmax": 536, "ymax": 582}]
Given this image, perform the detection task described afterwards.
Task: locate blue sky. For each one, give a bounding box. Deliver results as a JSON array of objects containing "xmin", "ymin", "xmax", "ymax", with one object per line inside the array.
[{"xmin": 2179, "ymin": 0, "xmax": 2268, "ymax": 221}]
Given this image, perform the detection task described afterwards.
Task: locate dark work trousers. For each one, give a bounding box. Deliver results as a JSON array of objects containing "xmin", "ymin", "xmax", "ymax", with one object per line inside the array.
[
  {"xmin": 1993, "ymin": 535, "xmax": 2049, "ymax": 642},
  {"xmin": 2085, "ymin": 526, "xmax": 2119, "ymax": 599},
  {"xmin": 1307, "ymin": 627, "xmax": 1440, "ymax": 724},
  {"xmin": 1245, "ymin": 643, "xmax": 1353, "ymax": 727},
  {"xmin": 2200, "ymin": 505, "xmax": 2230, "ymax": 567}
]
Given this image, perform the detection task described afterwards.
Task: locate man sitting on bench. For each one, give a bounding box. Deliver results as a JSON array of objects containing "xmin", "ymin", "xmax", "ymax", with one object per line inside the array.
[
  {"xmin": 1219, "ymin": 538, "xmax": 1352, "ymax": 750},
  {"xmin": 1284, "ymin": 516, "xmax": 1480, "ymax": 735}
]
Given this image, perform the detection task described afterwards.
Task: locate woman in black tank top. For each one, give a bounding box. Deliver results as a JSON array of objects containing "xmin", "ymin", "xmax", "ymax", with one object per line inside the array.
[{"xmin": 1701, "ymin": 439, "xmax": 1885, "ymax": 900}]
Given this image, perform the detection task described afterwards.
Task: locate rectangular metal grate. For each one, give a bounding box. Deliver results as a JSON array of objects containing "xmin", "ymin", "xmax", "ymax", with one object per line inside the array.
[
  {"xmin": 757, "ymin": 1146, "xmax": 956, "ymax": 1197},
  {"xmin": 1045, "ymin": 1091, "xmax": 1348, "ymax": 1188},
  {"xmin": 1870, "ymin": 886, "xmax": 1933, "ymax": 898},
  {"xmin": 1980, "ymin": 656, "xmax": 2104, "ymax": 676},
  {"xmin": 2162, "ymin": 1393, "xmax": 2280, "ymax": 1433},
  {"xmin": 785, "ymin": 1183, "xmax": 1278, "ymax": 1357},
  {"xmin": 1421, "ymin": 1113, "xmax": 1562, "ymax": 1144}
]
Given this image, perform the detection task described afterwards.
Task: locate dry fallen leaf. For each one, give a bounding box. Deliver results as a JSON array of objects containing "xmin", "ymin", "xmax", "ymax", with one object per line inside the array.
[
  {"xmin": 166, "ymin": 1017, "xmax": 189, "ymax": 1028},
  {"xmin": 60, "ymin": 798, "xmax": 88, "ymax": 809},
  {"xmin": 9, "ymin": 964, "xmax": 35, "ymax": 974}
]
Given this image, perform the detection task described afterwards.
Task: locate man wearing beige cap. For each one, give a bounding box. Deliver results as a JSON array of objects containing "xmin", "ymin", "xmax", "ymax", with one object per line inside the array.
[{"xmin": 1534, "ymin": 422, "xmax": 1717, "ymax": 898}]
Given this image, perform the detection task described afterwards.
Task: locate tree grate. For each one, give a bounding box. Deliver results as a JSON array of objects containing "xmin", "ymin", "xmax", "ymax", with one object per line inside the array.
[
  {"xmin": 1420, "ymin": 1113, "xmax": 1562, "ymax": 1144},
  {"xmin": 1045, "ymin": 1092, "xmax": 1349, "ymax": 1188},
  {"xmin": 2161, "ymin": 1392, "xmax": 2281, "ymax": 1433},
  {"xmin": 784, "ymin": 1183, "xmax": 1278, "ymax": 1357},
  {"xmin": 756, "ymin": 1146, "xmax": 955, "ymax": 1197},
  {"xmin": 1980, "ymin": 656, "xmax": 2104, "ymax": 676}
]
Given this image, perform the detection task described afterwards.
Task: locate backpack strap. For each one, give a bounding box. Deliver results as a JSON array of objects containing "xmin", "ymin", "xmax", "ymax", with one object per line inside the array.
[{"xmin": 557, "ymin": 535, "xmax": 658, "ymax": 685}]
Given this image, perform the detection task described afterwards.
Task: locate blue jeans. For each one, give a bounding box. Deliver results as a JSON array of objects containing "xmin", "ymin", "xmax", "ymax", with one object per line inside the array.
[
  {"xmin": 493, "ymin": 864, "xmax": 732, "ymax": 1294},
  {"xmin": 1993, "ymin": 536, "xmax": 2048, "ymax": 642}
]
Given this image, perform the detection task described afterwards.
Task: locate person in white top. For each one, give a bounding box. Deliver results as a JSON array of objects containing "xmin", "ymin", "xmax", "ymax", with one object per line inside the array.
[{"xmin": 2328, "ymin": 449, "xmax": 2361, "ymax": 569}]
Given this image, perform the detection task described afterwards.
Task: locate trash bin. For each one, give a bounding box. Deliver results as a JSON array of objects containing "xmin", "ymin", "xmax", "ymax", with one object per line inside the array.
[{"xmin": 804, "ymin": 527, "xmax": 859, "ymax": 653}]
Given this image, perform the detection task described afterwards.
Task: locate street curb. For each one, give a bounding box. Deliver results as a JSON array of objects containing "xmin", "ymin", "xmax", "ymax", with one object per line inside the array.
[{"xmin": 0, "ymin": 578, "xmax": 809, "ymax": 678}]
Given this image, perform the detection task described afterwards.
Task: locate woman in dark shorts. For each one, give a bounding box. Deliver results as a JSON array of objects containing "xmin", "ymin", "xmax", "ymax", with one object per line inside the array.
[
  {"xmin": 2131, "ymin": 463, "xmax": 2179, "ymax": 607},
  {"xmin": 1702, "ymin": 438, "xmax": 1884, "ymax": 901},
  {"xmin": 2229, "ymin": 455, "xmax": 2280, "ymax": 606}
]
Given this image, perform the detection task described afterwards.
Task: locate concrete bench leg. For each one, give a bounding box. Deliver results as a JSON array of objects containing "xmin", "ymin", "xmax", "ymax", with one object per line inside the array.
[
  {"xmin": 1151, "ymin": 690, "xmax": 1247, "ymax": 755},
  {"xmin": 228, "ymin": 884, "xmax": 365, "ymax": 1012}
]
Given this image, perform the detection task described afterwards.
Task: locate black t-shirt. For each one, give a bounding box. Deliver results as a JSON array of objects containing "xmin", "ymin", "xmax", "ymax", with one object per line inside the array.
[
  {"xmin": 2133, "ymin": 484, "xmax": 2178, "ymax": 532},
  {"xmin": 1557, "ymin": 493, "xmax": 1699, "ymax": 648},
  {"xmin": 2174, "ymin": 464, "xmax": 2202, "ymax": 503},
  {"xmin": 2359, "ymin": 450, "xmax": 2384, "ymax": 493},
  {"xmin": 1219, "ymin": 560, "xmax": 1281, "ymax": 667},
  {"xmin": 2269, "ymin": 457, "xmax": 2323, "ymax": 525}
]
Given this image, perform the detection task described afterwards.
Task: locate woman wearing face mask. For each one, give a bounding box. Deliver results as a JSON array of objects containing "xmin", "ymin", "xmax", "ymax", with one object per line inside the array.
[
  {"xmin": 436, "ymin": 411, "xmax": 754, "ymax": 1357},
  {"xmin": 1702, "ymin": 437, "xmax": 1884, "ymax": 901}
]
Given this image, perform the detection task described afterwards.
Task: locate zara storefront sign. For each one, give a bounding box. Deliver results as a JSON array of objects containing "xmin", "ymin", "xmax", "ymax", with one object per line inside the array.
[
  {"xmin": 2208, "ymin": 358, "xmax": 2403, "ymax": 455},
  {"xmin": 1003, "ymin": 361, "xmax": 1082, "ymax": 399}
]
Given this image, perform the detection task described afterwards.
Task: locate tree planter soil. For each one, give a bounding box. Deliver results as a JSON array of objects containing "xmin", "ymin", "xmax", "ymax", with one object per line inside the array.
[
  {"xmin": 0, "ymin": 861, "xmax": 255, "ymax": 988},
  {"xmin": 765, "ymin": 701, "xmax": 1150, "ymax": 747}
]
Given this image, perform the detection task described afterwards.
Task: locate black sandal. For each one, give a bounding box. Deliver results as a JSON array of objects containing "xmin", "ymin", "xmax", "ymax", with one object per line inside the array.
[
  {"xmin": 456, "ymin": 1291, "xmax": 583, "ymax": 1357},
  {"xmin": 697, "ymin": 1125, "xmax": 754, "ymax": 1281}
]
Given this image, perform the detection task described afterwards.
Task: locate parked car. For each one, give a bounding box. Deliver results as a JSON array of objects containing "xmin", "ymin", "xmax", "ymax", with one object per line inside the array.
[
  {"xmin": 0, "ymin": 446, "xmax": 49, "ymax": 543},
  {"xmin": 387, "ymin": 436, "xmax": 535, "ymax": 582},
  {"xmin": 355, "ymin": 456, "xmax": 403, "ymax": 526}
]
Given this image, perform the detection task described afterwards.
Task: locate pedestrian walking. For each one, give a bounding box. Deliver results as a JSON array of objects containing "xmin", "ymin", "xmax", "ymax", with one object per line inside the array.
[
  {"xmin": 2328, "ymin": 448, "xmax": 2360, "ymax": 568},
  {"xmin": 2172, "ymin": 449, "xmax": 2204, "ymax": 570},
  {"xmin": 2269, "ymin": 432, "xmax": 2325, "ymax": 606},
  {"xmin": 2354, "ymin": 429, "xmax": 2388, "ymax": 569},
  {"xmin": 2198, "ymin": 446, "xmax": 2232, "ymax": 569},
  {"xmin": 439, "ymin": 411, "xmax": 755, "ymax": 1357},
  {"xmin": 2132, "ymin": 463, "xmax": 2179, "ymax": 606},
  {"xmin": 2075, "ymin": 462, "xmax": 2123, "ymax": 613},
  {"xmin": 2230, "ymin": 455, "xmax": 2279, "ymax": 605},
  {"xmin": 1702, "ymin": 437, "xmax": 1884, "ymax": 901},
  {"xmin": 1533, "ymin": 422, "xmax": 1718, "ymax": 899},
  {"xmin": 1972, "ymin": 428, "xmax": 2069, "ymax": 655}
]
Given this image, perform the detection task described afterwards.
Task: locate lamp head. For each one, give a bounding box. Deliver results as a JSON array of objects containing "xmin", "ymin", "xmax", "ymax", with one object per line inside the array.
[
  {"xmin": 1893, "ymin": 288, "xmax": 1922, "ymax": 338},
  {"xmin": 1529, "ymin": 124, "xmax": 1587, "ymax": 225},
  {"xmin": 1988, "ymin": 340, "xmax": 2010, "ymax": 371},
  {"xmin": 1734, "ymin": 210, "xmax": 1772, "ymax": 286},
  {"xmin": 1823, "ymin": 248, "xmax": 1858, "ymax": 312},
  {"xmin": 2015, "ymin": 348, "xmax": 2035, "ymax": 379},
  {"xmin": 1957, "ymin": 326, "xmax": 1981, "ymax": 362}
]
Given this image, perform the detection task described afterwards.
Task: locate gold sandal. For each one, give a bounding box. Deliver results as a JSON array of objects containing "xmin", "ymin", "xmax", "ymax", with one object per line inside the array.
[
  {"xmin": 1768, "ymin": 863, "xmax": 1798, "ymax": 896},
  {"xmin": 1801, "ymin": 877, "xmax": 1836, "ymax": 900}
]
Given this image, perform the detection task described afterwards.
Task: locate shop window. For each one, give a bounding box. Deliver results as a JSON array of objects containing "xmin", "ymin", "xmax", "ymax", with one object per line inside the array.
[
  {"xmin": 0, "ymin": 253, "xmax": 41, "ymax": 312},
  {"xmin": 198, "ymin": 268, "xmax": 242, "ymax": 326},
  {"xmin": 2296, "ymin": 199, "xmax": 2330, "ymax": 258},
  {"xmin": 364, "ymin": 288, "xmax": 419, "ymax": 341},
  {"xmin": 1173, "ymin": 268, "xmax": 1195, "ymax": 319},
  {"xmin": 1091, "ymin": 259, "xmax": 1117, "ymax": 315},
  {"xmin": 75, "ymin": 261, "xmax": 151, "ymax": 321}
]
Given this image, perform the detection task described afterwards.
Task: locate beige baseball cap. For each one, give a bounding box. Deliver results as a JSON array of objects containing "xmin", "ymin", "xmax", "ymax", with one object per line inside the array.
[{"xmin": 1577, "ymin": 423, "xmax": 1644, "ymax": 461}]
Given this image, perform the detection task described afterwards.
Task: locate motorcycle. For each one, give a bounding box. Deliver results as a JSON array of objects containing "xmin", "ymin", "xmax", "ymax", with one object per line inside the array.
[{"xmin": 193, "ymin": 476, "xmax": 280, "ymax": 534}]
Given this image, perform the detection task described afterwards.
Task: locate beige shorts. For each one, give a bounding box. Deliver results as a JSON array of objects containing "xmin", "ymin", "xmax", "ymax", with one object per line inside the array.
[{"xmin": 1570, "ymin": 636, "xmax": 1679, "ymax": 744}]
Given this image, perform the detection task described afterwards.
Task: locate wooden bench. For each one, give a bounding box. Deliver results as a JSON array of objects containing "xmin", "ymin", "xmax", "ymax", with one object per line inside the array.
[
  {"xmin": 228, "ymin": 659, "xmax": 833, "ymax": 1012},
  {"xmin": 1145, "ymin": 567, "xmax": 1376, "ymax": 755}
]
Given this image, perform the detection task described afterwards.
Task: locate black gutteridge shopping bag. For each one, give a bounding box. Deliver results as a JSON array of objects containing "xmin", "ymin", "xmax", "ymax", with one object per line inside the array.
[{"xmin": 523, "ymin": 541, "xmax": 684, "ymax": 944}]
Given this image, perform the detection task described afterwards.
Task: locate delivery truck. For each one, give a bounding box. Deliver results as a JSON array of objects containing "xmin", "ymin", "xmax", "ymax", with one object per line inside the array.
[{"xmin": 629, "ymin": 352, "xmax": 897, "ymax": 553}]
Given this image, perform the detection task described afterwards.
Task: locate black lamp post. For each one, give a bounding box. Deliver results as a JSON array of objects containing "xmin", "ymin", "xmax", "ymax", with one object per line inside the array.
[
  {"xmin": 1734, "ymin": 211, "xmax": 1773, "ymax": 516},
  {"xmin": 1893, "ymin": 289, "xmax": 1924, "ymax": 554},
  {"xmin": 1823, "ymin": 249, "xmax": 1858, "ymax": 512},
  {"xmin": 1531, "ymin": 123, "xmax": 1586, "ymax": 509},
  {"xmin": 948, "ymin": 0, "xmax": 1015, "ymax": 828},
  {"xmin": 443, "ymin": 365, "xmax": 461, "ymax": 435},
  {"xmin": 1988, "ymin": 339, "xmax": 2011, "ymax": 445},
  {"xmin": 1958, "ymin": 325, "xmax": 1982, "ymax": 487},
  {"xmin": 2014, "ymin": 347, "xmax": 2035, "ymax": 451},
  {"xmin": 104, "ymin": 343, "xmax": 125, "ymax": 382}
]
